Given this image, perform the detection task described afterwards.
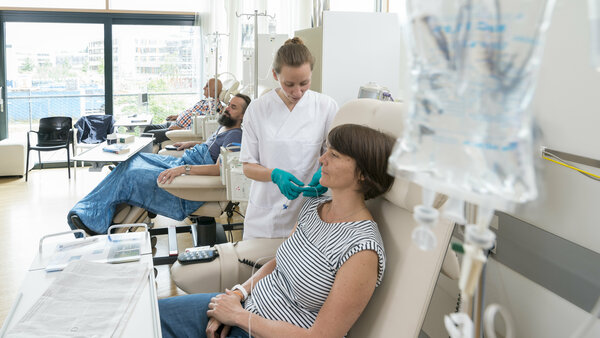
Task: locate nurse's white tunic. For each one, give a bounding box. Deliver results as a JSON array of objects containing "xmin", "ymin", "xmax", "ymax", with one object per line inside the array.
[{"xmin": 240, "ymin": 89, "xmax": 338, "ymax": 239}]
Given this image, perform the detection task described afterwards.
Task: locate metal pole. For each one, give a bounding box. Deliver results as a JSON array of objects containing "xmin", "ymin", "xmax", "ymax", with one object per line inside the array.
[
  {"xmin": 214, "ymin": 32, "xmax": 219, "ymax": 115},
  {"xmin": 375, "ymin": 0, "xmax": 383, "ymax": 12},
  {"xmin": 236, "ymin": 10, "xmax": 274, "ymax": 99},
  {"xmin": 254, "ymin": 10, "xmax": 259, "ymax": 99},
  {"xmin": 28, "ymin": 89, "xmax": 32, "ymax": 130}
]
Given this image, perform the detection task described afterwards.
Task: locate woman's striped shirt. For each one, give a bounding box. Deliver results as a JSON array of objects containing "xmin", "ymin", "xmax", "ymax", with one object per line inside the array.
[{"xmin": 243, "ymin": 196, "xmax": 386, "ymax": 329}]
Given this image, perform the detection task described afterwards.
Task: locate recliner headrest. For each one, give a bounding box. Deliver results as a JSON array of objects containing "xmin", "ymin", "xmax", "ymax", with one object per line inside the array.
[
  {"xmin": 219, "ymin": 79, "xmax": 240, "ymax": 104},
  {"xmin": 330, "ymin": 99, "xmax": 445, "ymax": 211}
]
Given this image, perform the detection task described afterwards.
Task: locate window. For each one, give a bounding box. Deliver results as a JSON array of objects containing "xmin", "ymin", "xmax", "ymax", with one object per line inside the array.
[
  {"xmin": 5, "ymin": 22, "xmax": 105, "ymax": 138},
  {"xmin": 388, "ymin": 0, "xmax": 406, "ymax": 16},
  {"xmin": 0, "ymin": 12, "xmax": 198, "ymax": 148},
  {"xmin": 109, "ymin": 0, "xmax": 202, "ymax": 12},
  {"xmin": 0, "ymin": 0, "xmax": 104, "ymax": 9},
  {"xmin": 0, "ymin": 0, "xmax": 201, "ymax": 12},
  {"xmin": 112, "ymin": 25, "xmax": 201, "ymax": 124}
]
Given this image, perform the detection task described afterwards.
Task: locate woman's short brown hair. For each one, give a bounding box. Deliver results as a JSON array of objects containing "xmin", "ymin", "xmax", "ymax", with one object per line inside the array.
[
  {"xmin": 327, "ymin": 124, "xmax": 395, "ymax": 200},
  {"xmin": 272, "ymin": 37, "xmax": 315, "ymax": 74}
]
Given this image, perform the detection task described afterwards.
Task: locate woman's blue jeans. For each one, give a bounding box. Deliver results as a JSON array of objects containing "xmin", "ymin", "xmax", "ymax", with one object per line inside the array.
[{"xmin": 159, "ymin": 293, "xmax": 249, "ymax": 338}]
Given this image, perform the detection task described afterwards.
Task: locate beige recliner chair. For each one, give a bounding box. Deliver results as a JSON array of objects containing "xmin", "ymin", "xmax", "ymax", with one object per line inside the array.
[
  {"xmin": 164, "ymin": 78, "xmax": 240, "ymax": 145},
  {"xmin": 111, "ymin": 142, "xmax": 248, "ymax": 265},
  {"xmin": 167, "ymin": 98, "xmax": 459, "ymax": 337},
  {"xmin": 106, "ymin": 177, "xmax": 234, "ymax": 265},
  {"xmin": 163, "ymin": 113, "xmax": 216, "ymax": 144}
]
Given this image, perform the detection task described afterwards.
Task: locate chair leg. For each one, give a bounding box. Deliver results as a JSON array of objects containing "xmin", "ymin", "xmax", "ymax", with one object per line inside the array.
[
  {"xmin": 194, "ymin": 216, "xmax": 217, "ymax": 247},
  {"xmin": 67, "ymin": 146, "xmax": 71, "ymax": 179},
  {"xmin": 25, "ymin": 149, "xmax": 30, "ymax": 182},
  {"xmin": 38, "ymin": 151, "xmax": 42, "ymax": 169}
]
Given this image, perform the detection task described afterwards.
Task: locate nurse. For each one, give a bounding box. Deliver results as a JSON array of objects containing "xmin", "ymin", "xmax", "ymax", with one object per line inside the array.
[{"xmin": 240, "ymin": 37, "xmax": 338, "ymax": 239}]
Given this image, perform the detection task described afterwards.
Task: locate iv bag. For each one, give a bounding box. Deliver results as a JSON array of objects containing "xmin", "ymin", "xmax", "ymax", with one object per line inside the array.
[{"xmin": 388, "ymin": 0, "xmax": 556, "ymax": 212}]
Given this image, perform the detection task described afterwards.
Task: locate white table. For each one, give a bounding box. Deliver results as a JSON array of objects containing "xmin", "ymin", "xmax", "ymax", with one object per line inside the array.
[
  {"xmin": 72, "ymin": 136, "xmax": 154, "ymax": 172},
  {"xmin": 115, "ymin": 114, "xmax": 153, "ymax": 132},
  {"xmin": 0, "ymin": 232, "xmax": 161, "ymax": 338}
]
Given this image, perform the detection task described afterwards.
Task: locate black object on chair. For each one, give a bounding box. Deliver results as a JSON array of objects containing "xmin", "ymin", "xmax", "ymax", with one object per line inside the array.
[
  {"xmin": 73, "ymin": 115, "xmax": 116, "ymax": 169},
  {"xmin": 73, "ymin": 114, "xmax": 115, "ymax": 144},
  {"xmin": 26, "ymin": 116, "xmax": 73, "ymax": 181}
]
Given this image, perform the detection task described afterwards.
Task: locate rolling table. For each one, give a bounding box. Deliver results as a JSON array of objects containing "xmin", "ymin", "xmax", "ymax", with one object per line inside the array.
[
  {"xmin": 115, "ymin": 114, "xmax": 153, "ymax": 133},
  {"xmin": 72, "ymin": 136, "xmax": 154, "ymax": 172},
  {"xmin": 0, "ymin": 230, "xmax": 161, "ymax": 337}
]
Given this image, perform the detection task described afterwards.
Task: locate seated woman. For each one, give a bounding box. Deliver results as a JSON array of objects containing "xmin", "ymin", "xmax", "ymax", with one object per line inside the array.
[
  {"xmin": 158, "ymin": 124, "xmax": 395, "ymax": 338},
  {"xmin": 67, "ymin": 94, "xmax": 251, "ymax": 235}
]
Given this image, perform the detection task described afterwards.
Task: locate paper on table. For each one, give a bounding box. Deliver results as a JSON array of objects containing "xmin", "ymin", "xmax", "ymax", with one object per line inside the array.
[{"xmin": 6, "ymin": 260, "xmax": 150, "ymax": 338}]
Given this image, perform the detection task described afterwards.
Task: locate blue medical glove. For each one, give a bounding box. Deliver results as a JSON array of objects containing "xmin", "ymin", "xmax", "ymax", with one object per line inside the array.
[
  {"xmin": 302, "ymin": 167, "xmax": 328, "ymax": 197},
  {"xmin": 271, "ymin": 168, "xmax": 304, "ymax": 200}
]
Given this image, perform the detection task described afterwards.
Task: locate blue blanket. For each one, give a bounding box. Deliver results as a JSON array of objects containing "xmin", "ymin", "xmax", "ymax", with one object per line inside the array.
[{"xmin": 67, "ymin": 144, "xmax": 214, "ymax": 234}]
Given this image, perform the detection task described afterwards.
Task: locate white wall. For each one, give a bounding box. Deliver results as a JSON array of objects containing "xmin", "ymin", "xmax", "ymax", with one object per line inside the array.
[
  {"xmin": 318, "ymin": 11, "xmax": 402, "ymax": 107},
  {"xmin": 485, "ymin": 261, "xmax": 600, "ymax": 337},
  {"xmin": 512, "ymin": 0, "xmax": 600, "ymax": 254}
]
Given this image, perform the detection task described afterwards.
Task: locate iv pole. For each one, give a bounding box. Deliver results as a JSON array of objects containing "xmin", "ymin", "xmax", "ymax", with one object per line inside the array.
[
  {"xmin": 236, "ymin": 10, "xmax": 275, "ymax": 99},
  {"xmin": 207, "ymin": 31, "xmax": 228, "ymax": 115}
]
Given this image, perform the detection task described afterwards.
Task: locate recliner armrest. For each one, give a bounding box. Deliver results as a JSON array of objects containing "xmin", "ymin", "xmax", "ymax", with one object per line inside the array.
[
  {"xmin": 158, "ymin": 175, "xmax": 226, "ymax": 201},
  {"xmin": 166, "ymin": 129, "xmax": 204, "ymax": 142},
  {"xmin": 158, "ymin": 149, "xmax": 184, "ymax": 157}
]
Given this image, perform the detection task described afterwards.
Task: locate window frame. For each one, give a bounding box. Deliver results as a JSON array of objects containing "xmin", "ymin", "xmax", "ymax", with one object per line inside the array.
[{"xmin": 0, "ymin": 10, "xmax": 197, "ymax": 140}]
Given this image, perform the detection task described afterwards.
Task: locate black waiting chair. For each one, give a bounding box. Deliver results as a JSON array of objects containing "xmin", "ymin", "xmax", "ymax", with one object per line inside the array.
[{"xmin": 26, "ymin": 116, "xmax": 74, "ymax": 181}]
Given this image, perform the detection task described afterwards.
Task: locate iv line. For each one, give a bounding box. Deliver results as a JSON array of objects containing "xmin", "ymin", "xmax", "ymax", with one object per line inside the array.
[
  {"xmin": 283, "ymin": 185, "xmax": 319, "ymax": 210},
  {"xmin": 247, "ymin": 254, "xmax": 276, "ymax": 338}
]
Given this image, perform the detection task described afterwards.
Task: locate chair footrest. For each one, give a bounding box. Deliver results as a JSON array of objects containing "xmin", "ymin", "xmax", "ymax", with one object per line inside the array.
[
  {"xmin": 153, "ymin": 256, "xmax": 178, "ymax": 265},
  {"xmin": 151, "ymin": 221, "xmax": 227, "ymax": 266},
  {"xmin": 222, "ymin": 223, "xmax": 244, "ymax": 232},
  {"xmin": 149, "ymin": 225, "xmax": 192, "ymax": 236}
]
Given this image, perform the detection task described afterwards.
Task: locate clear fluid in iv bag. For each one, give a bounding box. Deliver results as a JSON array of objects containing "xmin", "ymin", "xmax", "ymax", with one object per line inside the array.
[{"xmin": 388, "ymin": 0, "xmax": 556, "ymax": 211}]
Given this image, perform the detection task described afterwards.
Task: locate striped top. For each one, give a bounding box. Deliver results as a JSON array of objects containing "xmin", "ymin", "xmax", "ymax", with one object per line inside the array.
[{"xmin": 244, "ymin": 196, "xmax": 386, "ymax": 329}]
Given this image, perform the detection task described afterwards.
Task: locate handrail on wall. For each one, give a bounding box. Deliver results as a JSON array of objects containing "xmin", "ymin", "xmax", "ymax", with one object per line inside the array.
[{"xmin": 541, "ymin": 147, "xmax": 600, "ymax": 180}]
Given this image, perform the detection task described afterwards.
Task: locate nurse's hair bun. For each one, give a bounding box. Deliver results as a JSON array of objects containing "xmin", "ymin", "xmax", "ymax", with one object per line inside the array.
[
  {"xmin": 284, "ymin": 37, "xmax": 304, "ymax": 45},
  {"xmin": 273, "ymin": 36, "xmax": 314, "ymax": 73}
]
